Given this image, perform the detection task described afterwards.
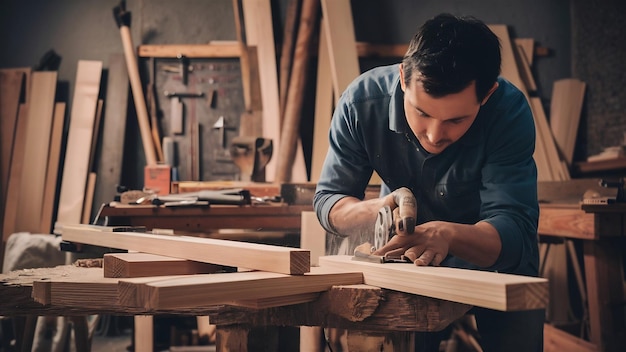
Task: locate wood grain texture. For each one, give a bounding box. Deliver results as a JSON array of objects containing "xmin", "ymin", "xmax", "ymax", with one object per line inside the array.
[
  {"xmin": 61, "ymin": 224, "xmax": 310, "ymax": 275},
  {"xmin": 92, "ymin": 54, "xmax": 129, "ymax": 222},
  {"xmin": 56, "ymin": 60, "xmax": 103, "ymax": 226},
  {"xmin": 2, "ymin": 104, "xmax": 28, "ymax": 241},
  {"xmin": 538, "ymin": 204, "xmax": 595, "ymax": 240},
  {"xmin": 319, "ymin": 255, "xmax": 548, "ymax": 311},
  {"xmin": 0, "ymin": 70, "xmax": 25, "ymax": 202},
  {"xmin": 138, "ymin": 43, "xmax": 241, "ymax": 58},
  {"xmin": 117, "ymin": 266, "xmax": 362, "ymax": 309},
  {"xmin": 549, "ymin": 78, "xmax": 586, "ymax": 166},
  {"xmin": 40, "ymin": 102, "xmax": 66, "ymax": 234},
  {"xmin": 103, "ymin": 252, "xmax": 223, "ymax": 278},
  {"xmin": 2, "ymin": 265, "xmax": 469, "ymax": 331}
]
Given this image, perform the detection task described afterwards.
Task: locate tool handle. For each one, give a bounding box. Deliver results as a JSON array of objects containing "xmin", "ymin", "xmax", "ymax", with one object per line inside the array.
[{"xmin": 391, "ymin": 187, "xmax": 417, "ymax": 233}]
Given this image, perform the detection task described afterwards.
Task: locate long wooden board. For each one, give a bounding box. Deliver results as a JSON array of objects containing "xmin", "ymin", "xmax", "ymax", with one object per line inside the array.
[
  {"xmin": 319, "ymin": 255, "xmax": 548, "ymax": 311},
  {"xmin": 56, "ymin": 60, "xmax": 103, "ymax": 226},
  {"xmin": 118, "ymin": 266, "xmax": 362, "ymax": 310},
  {"xmin": 2, "ymin": 104, "xmax": 28, "ymax": 242},
  {"xmin": 61, "ymin": 224, "xmax": 310, "ymax": 275},
  {"xmin": 15, "ymin": 71, "xmax": 57, "ymax": 233},
  {"xmin": 40, "ymin": 102, "xmax": 66, "ymax": 233},
  {"xmin": 0, "ymin": 70, "xmax": 25, "ymax": 202}
]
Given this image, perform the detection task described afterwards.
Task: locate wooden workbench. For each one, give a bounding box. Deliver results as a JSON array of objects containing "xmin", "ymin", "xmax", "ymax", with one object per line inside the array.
[
  {"xmin": 0, "ymin": 264, "xmax": 471, "ymax": 351},
  {"xmin": 539, "ymin": 202, "xmax": 625, "ymax": 352},
  {"xmin": 98, "ymin": 203, "xmax": 311, "ymax": 233}
]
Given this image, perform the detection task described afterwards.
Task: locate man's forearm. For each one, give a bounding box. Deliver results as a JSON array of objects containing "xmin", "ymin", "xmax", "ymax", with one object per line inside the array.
[{"xmin": 329, "ymin": 196, "xmax": 392, "ymax": 238}]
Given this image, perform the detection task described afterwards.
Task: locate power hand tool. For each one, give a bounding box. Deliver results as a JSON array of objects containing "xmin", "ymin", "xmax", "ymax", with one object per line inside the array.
[{"xmin": 353, "ymin": 187, "xmax": 417, "ymax": 264}]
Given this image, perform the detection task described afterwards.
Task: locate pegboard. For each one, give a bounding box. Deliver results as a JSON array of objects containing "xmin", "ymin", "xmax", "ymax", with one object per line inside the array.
[{"xmin": 155, "ymin": 58, "xmax": 245, "ymax": 181}]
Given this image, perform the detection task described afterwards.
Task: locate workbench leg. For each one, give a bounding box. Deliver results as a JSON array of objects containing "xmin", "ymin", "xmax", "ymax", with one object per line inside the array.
[
  {"xmin": 134, "ymin": 315, "xmax": 153, "ymax": 352},
  {"xmin": 346, "ymin": 330, "xmax": 414, "ymax": 352},
  {"xmin": 215, "ymin": 325, "xmax": 280, "ymax": 352},
  {"xmin": 583, "ymin": 238, "xmax": 625, "ymax": 351}
]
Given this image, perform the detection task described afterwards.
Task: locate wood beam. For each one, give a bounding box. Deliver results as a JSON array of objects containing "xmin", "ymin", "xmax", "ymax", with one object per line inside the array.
[
  {"xmin": 117, "ymin": 267, "xmax": 363, "ymax": 310},
  {"xmin": 138, "ymin": 42, "xmax": 241, "ymax": 58},
  {"xmin": 319, "ymin": 255, "xmax": 548, "ymax": 311},
  {"xmin": 103, "ymin": 252, "xmax": 224, "ymax": 278},
  {"xmin": 61, "ymin": 224, "xmax": 310, "ymax": 275}
]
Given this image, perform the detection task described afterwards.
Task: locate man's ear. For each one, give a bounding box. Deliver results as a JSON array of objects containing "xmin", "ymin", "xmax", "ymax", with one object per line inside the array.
[
  {"xmin": 480, "ymin": 82, "xmax": 499, "ymax": 105},
  {"xmin": 399, "ymin": 64, "xmax": 406, "ymax": 92}
]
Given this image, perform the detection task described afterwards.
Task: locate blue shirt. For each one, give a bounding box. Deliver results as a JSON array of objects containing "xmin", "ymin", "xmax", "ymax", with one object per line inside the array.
[{"xmin": 313, "ymin": 64, "xmax": 539, "ymax": 276}]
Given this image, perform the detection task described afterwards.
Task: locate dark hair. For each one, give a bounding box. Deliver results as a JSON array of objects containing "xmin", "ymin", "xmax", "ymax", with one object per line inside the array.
[{"xmin": 402, "ymin": 13, "xmax": 501, "ymax": 101}]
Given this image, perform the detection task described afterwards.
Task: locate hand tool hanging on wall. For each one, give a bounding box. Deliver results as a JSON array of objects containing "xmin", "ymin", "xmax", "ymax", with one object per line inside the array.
[
  {"xmin": 113, "ymin": 0, "xmax": 158, "ymax": 165},
  {"xmin": 164, "ymin": 91, "xmax": 204, "ymax": 135}
]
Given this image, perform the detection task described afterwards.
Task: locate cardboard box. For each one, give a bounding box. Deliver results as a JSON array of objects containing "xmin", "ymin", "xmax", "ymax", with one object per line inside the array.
[{"xmin": 144, "ymin": 164, "xmax": 171, "ymax": 195}]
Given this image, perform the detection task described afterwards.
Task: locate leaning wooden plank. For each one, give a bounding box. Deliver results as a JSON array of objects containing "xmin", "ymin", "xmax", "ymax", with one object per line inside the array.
[
  {"xmin": 15, "ymin": 71, "xmax": 57, "ymax": 233},
  {"xmin": 530, "ymin": 97, "xmax": 570, "ymax": 180},
  {"xmin": 515, "ymin": 38, "xmax": 535, "ymax": 66},
  {"xmin": 549, "ymin": 78, "xmax": 586, "ymax": 166},
  {"xmin": 103, "ymin": 252, "xmax": 223, "ymax": 278},
  {"xmin": 320, "ymin": 0, "xmax": 360, "ymax": 101},
  {"xmin": 2, "ymin": 104, "xmax": 28, "ymax": 242},
  {"xmin": 543, "ymin": 323, "xmax": 599, "ymax": 352},
  {"xmin": 40, "ymin": 102, "xmax": 66, "ymax": 234},
  {"xmin": 242, "ymin": 0, "xmax": 281, "ymax": 182},
  {"xmin": 318, "ymin": 255, "xmax": 548, "ymax": 311},
  {"xmin": 56, "ymin": 60, "xmax": 103, "ymax": 226},
  {"xmin": 0, "ymin": 70, "xmax": 25, "ymax": 202},
  {"xmin": 117, "ymin": 266, "xmax": 362, "ymax": 310},
  {"xmin": 61, "ymin": 224, "xmax": 310, "ymax": 275},
  {"xmin": 92, "ymin": 54, "xmax": 129, "ymax": 222}
]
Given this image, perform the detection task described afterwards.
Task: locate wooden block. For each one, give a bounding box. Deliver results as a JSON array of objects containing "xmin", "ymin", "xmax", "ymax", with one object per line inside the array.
[
  {"xmin": 61, "ymin": 224, "xmax": 310, "ymax": 275},
  {"xmin": 117, "ymin": 266, "xmax": 363, "ymax": 309},
  {"xmin": 319, "ymin": 255, "xmax": 548, "ymax": 311},
  {"xmin": 103, "ymin": 252, "xmax": 222, "ymax": 278}
]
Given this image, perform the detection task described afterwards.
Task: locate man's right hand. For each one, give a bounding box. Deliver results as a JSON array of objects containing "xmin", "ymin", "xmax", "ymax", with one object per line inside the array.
[{"xmin": 388, "ymin": 187, "xmax": 417, "ymax": 234}]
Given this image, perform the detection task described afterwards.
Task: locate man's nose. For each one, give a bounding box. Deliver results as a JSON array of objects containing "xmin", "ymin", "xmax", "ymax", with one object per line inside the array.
[{"xmin": 426, "ymin": 122, "xmax": 444, "ymax": 144}]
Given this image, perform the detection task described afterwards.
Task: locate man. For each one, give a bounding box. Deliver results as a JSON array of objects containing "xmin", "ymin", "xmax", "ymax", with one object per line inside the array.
[{"xmin": 313, "ymin": 13, "xmax": 543, "ymax": 351}]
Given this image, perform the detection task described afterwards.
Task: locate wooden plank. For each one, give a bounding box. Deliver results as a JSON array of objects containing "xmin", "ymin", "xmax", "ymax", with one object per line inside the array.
[
  {"xmin": 310, "ymin": 23, "xmax": 333, "ymax": 183},
  {"xmin": 300, "ymin": 211, "xmax": 325, "ymax": 266},
  {"xmin": 515, "ymin": 38, "xmax": 535, "ymax": 66},
  {"xmin": 138, "ymin": 43, "xmax": 241, "ymax": 58},
  {"xmin": 40, "ymin": 102, "xmax": 66, "ymax": 234},
  {"xmin": 242, "ymin": 0, "xmax": 282, "ymax": 182},
  {"xmin": 0, "ymin": 70, "xmax": 25, "ymax": 202},
  {"xmin": 544, "ymin": 324, "xmax": 598, "ymax": 352},
  {"xmin": 15, "ymin": 71, "xmax": 57, "ymax": 233},
  {"xmin": 56, "ymin": 60, "xmax": 103, "ymax": 227},
  {"xmin": 355, "ymin": 43, "xmax": 408, "ymax": 58},
  {"xmin": 117, "ymin": 266, "xmax": 362, "ymax": 309},
  {"xmin": 2, "ymin": 104, "xmax": 28, "ymax": 242},
  {"xmin": 319, "ymin": 255, "xmax": 548, "ymax": 311},
  {"xmin": 549, "ymin": 78, "xmax": 586, "ymax": 166},
  {"xmin": 320, "ymin": 0, "xmax": 360, "ymax": 100},
  {"xmin": 92, "ymin": 54, "xmax": 129, "ymax": 221},
  {"xmin": 275, "ymin": 0, "xmax": 319, "ymax": 183},
  {"xmin": 61, "ymin": 224, "xmax": 310, "ymax": 275},
  {"xmin": 103, "ymin": 252, "xmax": 223, "ymax": 278},
  {"xmin": 515, "ymin": 44, "xmax": 537, "ymax": 92},
  {"xmin": 490, "ymin": 25, "xmax": 567, "ymax": 181},
  {"xmin": 538, "ymin": 205, "xmax": 596, "ymax": 240}
]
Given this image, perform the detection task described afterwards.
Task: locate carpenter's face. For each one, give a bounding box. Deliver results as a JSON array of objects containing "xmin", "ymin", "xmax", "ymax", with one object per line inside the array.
[{"xmin": 399, "ymin": 65, "xmax": 497, "ymax": 155}]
